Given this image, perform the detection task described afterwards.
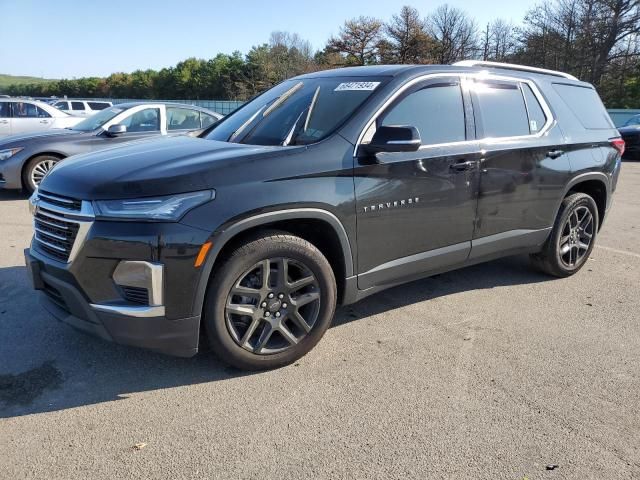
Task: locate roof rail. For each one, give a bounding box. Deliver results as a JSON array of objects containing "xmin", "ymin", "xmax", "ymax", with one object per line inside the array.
[{"xmin": 453, "ymin": 60, "xmax": 578, "ymax": 81}]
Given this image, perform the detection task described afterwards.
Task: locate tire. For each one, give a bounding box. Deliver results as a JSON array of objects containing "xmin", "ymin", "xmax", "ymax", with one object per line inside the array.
[
  {"xmin": 203, "ymin": 231, "xmax": 337, "ymax": 370},
  {"xmin": 530, "ymin": 192, "xmax": 599, "ymax": 277},
  {"xmin": 23, "ymin": 155, "xmax": 61, "ymax": 193}
]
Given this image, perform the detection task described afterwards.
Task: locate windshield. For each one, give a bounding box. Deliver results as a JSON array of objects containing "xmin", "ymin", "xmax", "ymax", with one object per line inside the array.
[
  {"xmin": 623, "ymin": 115, "xmax": 640, "ymax": 127},
  {"xmin": 71, "ymin": 106, "xmax": 128, "ymax": 132},
  {"xmin": 205, "ymin": 77, "xmax": 386, "ymax": 146}
]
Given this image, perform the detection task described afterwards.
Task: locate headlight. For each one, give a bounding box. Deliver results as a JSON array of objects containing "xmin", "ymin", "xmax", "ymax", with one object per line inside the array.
[
  {"xmin": 93, "ymin": 190, "xmax": 215, "ymax": 221},
  {"xmin": 0, "ymin": 147, "xmax": 24, "ymax": 161}
]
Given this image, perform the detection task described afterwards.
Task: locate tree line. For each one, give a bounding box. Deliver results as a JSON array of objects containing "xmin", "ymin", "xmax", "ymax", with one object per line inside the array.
[{"xmin": 4, "ymin": 0, "xmax": 640, "ymax": 107}]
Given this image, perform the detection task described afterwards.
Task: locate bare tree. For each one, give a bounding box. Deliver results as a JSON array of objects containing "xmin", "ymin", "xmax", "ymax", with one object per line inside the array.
[
  {"xmin": 385, "ymin": 5, "xmax": 435, "ymax": 63},
  {"xmin": 481, "ymin": 19, "xmax": 518, "ymax": 61},
  {"xmin": 427, "ymin": 5, "xmax": 479, "ymax": 63},
  {"xmin": 326, "ymin": 16, "xmax": 384, "ymax": 65}
]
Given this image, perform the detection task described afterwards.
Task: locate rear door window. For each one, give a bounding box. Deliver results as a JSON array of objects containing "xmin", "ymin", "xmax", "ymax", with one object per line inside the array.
[
  {"xmin": 87, "ymin": 102, "xmax": 110, "ymax": 110},
  {"xmin": 552, "ymin": 83, "xmax": 613, "ymax": 129},
  {"xmin": 167, "ymin": 107, "xmax": 201, "ymax": 130},
  {"xmin": 0, "ymin": 103, "xmax": 9, "ymax": 117},
  {"xmin": 380, "ymin": 82, "xmax": 466, "ymax": 145},
  {"xmin": 473, "ymin": 81, "xmax": 529, "ymax": 138},
  {"xmin": 201, "ymin": 112, "xmax": 218, "ymax": 128},
  {"xmin": 71, "ymin": 101, "xmax": 85, "ymax": 111}
]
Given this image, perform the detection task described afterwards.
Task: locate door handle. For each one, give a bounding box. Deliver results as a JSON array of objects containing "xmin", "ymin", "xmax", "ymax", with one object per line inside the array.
[
  {"xmin": 40, "ymin": 120, "xmax": 49, "ymax": 124},
  {"xmin": 450, "ymin": 160, "xmax": 477, "ymax": 172},
  {"xmin": 546, "ymin": 149, "xmax": 564, "ymax": 159},
  {"xmin": 0, "ymin": 119, "xmax": 8, "ymax": 124}
]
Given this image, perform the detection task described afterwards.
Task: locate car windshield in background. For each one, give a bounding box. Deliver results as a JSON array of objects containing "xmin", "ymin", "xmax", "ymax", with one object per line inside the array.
[
  {"xmin": 71, "ymin": 106, "xmax": 126, "ymax": 131},
  {"xmin": 206, "ymin": 77, "xmax": 386, "ymax": 146},
  {"xmin": 623, "ymin": 115, "xmax": 640, "ymax": 127}
]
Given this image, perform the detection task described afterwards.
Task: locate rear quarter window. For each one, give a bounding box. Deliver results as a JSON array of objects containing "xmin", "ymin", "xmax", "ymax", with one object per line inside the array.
[
  {"xmin": 87, "ymin": 102, "xmax": 110, "ymax": 110},
  {"xmin": 552, "ymin": 83, "xmax": 613, "ymax": 130}
]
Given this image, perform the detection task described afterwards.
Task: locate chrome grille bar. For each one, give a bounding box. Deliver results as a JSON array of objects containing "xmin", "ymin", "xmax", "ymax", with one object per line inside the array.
[{"xmin": 30, "ymin": 190, "xmax": 94, "ymax": 263}]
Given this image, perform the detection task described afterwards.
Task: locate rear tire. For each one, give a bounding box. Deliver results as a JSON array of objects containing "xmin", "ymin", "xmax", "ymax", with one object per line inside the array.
[
  {"xmin": 530, "ymin": 193, "xmax": 599, "ymax": 277},
  {"xmin": 23, "ymin": 155, "xmax": 61, "ymax": 193},
  {"xmin": 203, "ymin": 231, "xmax": 337, "ymax": 370}
]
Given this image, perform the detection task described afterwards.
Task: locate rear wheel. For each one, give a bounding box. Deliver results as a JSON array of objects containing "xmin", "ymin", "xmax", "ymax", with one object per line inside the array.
[
  {"xmin": 530, "ymin": 192, "xmax": 599, "ymax": 277},
  {"xmin": 23, "ymin": 155, "xmax": 61, "ymax": 193},
  {"xmin": 203, "ymin": 231, "xmax": 336, "ymax": 370}
]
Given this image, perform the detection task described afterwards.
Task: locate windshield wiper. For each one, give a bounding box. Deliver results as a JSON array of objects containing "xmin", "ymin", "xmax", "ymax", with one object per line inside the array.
[
  {"xmin": 263, "ymin": 82, "xmax": 303, "ymax": 118},
  {"xmin": 283, "ymin": 86, "xmax": 320, "ymax": 146},
  {"xmin": 228, "ymin": 105, "xmax": 267, "ymax": 142}
]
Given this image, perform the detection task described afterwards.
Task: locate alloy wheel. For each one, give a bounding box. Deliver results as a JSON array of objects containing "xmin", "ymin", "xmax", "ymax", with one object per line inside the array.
[
  {"xmin": 30, "ymin": 158, "xmax": 58, "ymax": 187},
  {"xmin": 225, "ymin": 257, "xmax": 321, "ymax": 354},
  {"xmin": 559, "ymin": 205, "xmax": 594, "ymax": 268}
]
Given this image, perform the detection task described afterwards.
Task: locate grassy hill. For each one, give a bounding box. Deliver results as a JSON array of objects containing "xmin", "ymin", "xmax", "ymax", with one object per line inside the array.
[{"xmin": 0, "ymin": 73, "xmax": 56, "ymax": 89}]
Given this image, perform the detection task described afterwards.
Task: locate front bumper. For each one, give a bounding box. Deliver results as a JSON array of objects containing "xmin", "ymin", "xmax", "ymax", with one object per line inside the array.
[{"xmin": 25, "ymin": 247, "xmax": 201, "ymax": 357}]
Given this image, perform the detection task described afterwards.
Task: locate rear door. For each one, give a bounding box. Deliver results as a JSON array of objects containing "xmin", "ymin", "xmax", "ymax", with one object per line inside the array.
[
  {"xmin": 355, "ymin": 76, "xmax": 481, "ymax": 289},
  {"xmin": 71, "ymin": 101, "xmax": 88, "ymax": 116},
  {"xmin": 0, "ymin": 102, "xmax": 11, "ymax": 136},
  {"xmin": 469, "ymin": 78, "xmax": 570, "ymax": 258}
]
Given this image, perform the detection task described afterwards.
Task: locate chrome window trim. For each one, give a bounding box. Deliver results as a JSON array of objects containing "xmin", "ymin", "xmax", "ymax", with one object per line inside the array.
[{"xmin": 353, "ymin": 72, "xmax": 556, "ymax": 157}]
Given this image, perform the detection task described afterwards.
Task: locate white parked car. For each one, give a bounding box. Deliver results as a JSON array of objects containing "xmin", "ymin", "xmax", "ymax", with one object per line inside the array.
[
  {"xmin": 0, "ymin": 99, "xmax": 83, "ymax": 136},
  {"xmin": 51, "ymin": 99, "xmax": 113, "ymax": 117}
]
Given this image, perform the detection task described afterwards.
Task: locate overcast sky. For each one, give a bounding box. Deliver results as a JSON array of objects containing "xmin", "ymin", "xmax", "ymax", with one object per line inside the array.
[{"xmin": 0, "ymin": 0, "xmax": 535, "ymax": 78}]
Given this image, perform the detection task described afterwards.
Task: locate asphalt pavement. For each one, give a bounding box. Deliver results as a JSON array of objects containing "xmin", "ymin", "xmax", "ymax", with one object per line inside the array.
[{"xmin": 1, "ymin": 163, "xmax": 639, "ymax": 479}]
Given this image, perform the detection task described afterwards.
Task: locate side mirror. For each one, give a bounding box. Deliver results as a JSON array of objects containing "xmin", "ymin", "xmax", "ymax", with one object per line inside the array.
[
  {"xmin": 106, "ymin": 124, "xmax": 127, "ymax": 136},
  {"xmin": 361, "ymin": 125, "xmax": 421, "ymax": 155}
]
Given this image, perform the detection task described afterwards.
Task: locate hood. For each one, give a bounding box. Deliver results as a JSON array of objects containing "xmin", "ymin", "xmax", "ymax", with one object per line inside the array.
[
  {"xmin": 40, "ymin": 135, "xmax": 293, "ymax": 200},
  {"xmin": 0, "ymin": 128, "xmax": 81, "ymax": 146}
]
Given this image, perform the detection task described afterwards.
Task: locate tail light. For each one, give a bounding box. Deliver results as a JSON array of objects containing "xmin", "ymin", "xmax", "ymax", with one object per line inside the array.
[{"xmin": 610, "ymin": 137, "xmax": 625, "ymax": 157}]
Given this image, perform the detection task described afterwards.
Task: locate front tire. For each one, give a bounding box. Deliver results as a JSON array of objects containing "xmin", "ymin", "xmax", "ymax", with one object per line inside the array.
[
  {"xmin": 203, "ymin": 231, "xmax": 337, "ymax": 370},
  {"xmin": 23, "ymin": 155, "xmax": 61, "ymax": 193},
  {"xmin": 530, "ymin": 192, "xmax": 599, "ymax": 277}
]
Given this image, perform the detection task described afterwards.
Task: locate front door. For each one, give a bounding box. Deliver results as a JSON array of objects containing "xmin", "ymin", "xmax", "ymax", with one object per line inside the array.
[
  {"xmin": 0, "ymin": 102, "xmax": 10, "ymax": 136},
  {"xmin": 86, "ymin": 106, "xmax": 164, "ymax": 150},
  {"xmin": 355, "ymin": 77, "xmax": 481, "ymax": 290}
]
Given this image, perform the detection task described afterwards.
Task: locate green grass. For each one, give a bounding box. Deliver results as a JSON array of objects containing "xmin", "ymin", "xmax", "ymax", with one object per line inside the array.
[{"xmin": 0, "ymin": 73, "xmax": 57, "ymax": 89}]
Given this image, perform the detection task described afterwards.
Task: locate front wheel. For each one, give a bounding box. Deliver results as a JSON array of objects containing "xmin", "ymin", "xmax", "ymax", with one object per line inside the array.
[
  {"xmin": 530, "ymin": 192, "xmax": 599, "ymax": 277},
  {"xmin": 203, "ymin": 231, "xmax": 337, "ymax": 370},
  {"xmin": 23, "ymin": 155, "xmax": 61, "ymax": 193}
]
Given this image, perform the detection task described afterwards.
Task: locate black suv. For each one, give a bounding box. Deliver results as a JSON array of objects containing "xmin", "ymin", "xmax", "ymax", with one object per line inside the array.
[{"xmin": 25, "ymin": 62, "xmax": 623, "ymax": 370}]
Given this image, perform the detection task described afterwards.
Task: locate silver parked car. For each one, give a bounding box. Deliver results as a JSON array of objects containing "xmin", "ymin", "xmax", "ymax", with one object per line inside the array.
[
  {"xmin": 0, "ymin": 102, "xmax": 222, "ymax": 192},
  {"xmin": 0, "ymin": 98, "xmax": 83, "ymax": 137}
]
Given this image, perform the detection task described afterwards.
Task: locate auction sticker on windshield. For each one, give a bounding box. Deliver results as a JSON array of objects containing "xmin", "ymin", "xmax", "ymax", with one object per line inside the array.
[{"xmin": 334, "ymin": 82, "xmax": 380, "ymax": 91}]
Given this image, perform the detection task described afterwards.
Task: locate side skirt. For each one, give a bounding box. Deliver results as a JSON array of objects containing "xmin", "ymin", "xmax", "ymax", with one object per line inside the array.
[{"xmin": 343, "ymin": 228, "xmax": 551, "ymax": 305}]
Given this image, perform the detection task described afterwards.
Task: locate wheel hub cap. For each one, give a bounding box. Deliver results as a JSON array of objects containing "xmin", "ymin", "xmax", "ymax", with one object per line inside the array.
[
  {"xmin": 225, "ymin": 258, "xmax": 321, "ymax": 355},
  {"xmin": 559, "ymin": 205, "xmax": 594, "ymax": 268}
]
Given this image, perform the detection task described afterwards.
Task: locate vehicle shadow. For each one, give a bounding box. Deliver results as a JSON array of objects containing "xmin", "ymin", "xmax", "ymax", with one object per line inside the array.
[
  {"xmin": 0, "ymin": 189, "xmax": 28, "ymax": 201},
  {"xmin": 0, "ymin": 255, "xmax": 552, "ymax": 419}
]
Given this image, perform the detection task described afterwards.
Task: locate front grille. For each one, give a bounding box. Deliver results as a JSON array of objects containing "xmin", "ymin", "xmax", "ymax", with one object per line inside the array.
[
  {"xmin": 38, "ymin": 190, "xmax": 82, "ymax": 211},
  {"xmin": 31, "ymin": 192, "xmax": 93, "ymax": 263},
  {"xmin": 34, "ymin": 207, "xmax": 80, "ymax": 262},
  {"xmin": 121, "ymin": 286, "xmax": 150, "ymax": 305}
]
